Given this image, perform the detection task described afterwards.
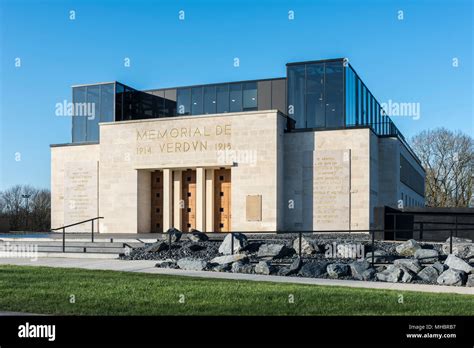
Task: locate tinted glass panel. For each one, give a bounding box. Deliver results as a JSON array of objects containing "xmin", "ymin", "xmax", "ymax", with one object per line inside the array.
[
  {"xmin": 100, "ymin": 83, "xmax": 114, "ymax": 123},
  {"xmin": 164, "ymin": 98, "xmax": 176, "ymax": 116},
  {"xmin": 123, "ymin": 86, "xmax": 133, "ymax": 120},
  {"xmin": 177, "ymin": 88, "xmax": 191, "ymax": 115},
  {"xmin": 229, "ymin": 83, "xmax": 242, "ymax": 112},
  {"xmin": 86, "ymin": 85, "xmax": 100, "ymax": 141},
  {"xmin": 287, "ymin": 65, "xmax": 305, "ymax": 127},
  {"xmin": 242, "ymin": 82, "xmax": 257, "ymax": 111},
  {"xmin": 324, "ymin": 62, "xmax": 344, "ymax": 128},
  {"xmin": 203, "ymin": 86, "xmax": 216, "ymax": 114},
  {"xmin": 191, "ymin": 87, "xmax": 203, "ymax": 115},
  {"xmin": 400, "ymin": 155, "xmax": 425, "ymax": 195},
  {"xmin": 115, "ymin": 83, "xmax": 124, "ymax": 121},
  {"xmin": 72, "ymin": 86, "xmax": 86, "ymax": 142},
  {"xmin": 216, "ymin": 84, "xmax": 229, "ymax": 113},
  {"xmin": 306, "ymin": 63, "xmax": 325, "ymax": 128}
]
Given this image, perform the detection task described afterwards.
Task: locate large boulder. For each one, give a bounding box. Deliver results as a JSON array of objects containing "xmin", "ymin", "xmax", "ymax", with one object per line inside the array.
[
  {"xmin": 231, "ymin": 261, "xmax": 253, "ymax": 274},
  {"xmin": 298, "ymin": 261, "xmax": 328, "ymax": 278},
  {"xmin": 394, "ymin": 259, "xmax": 423, "ymax": 273},
  {"xmin": 376, "ymin": 265, "xmax": 404, "ymax": 283},
  {"xmin": 448, "ymin": 237, "xmax": 473, "ymax": 243},
  {"xmin": 365, "ymin": 250, "xmax": 391, "ymax": 263},
  {"xmin": 432, "ymin": 261, "xmax": 447, "ymax": 275},
  {"xmin": 211, "ymin": 253, "xmax": 248, "ymax": 265},
  {"xmin": 399, "ymin": 266, "xmax": 414, "ymax": 283},
  {"xmin": 335, "ymin": 244, "xmax": 363, "ymax": 259},
  {"xmin": 467, "ymin": 274, "xmax": 474, "ymax": 287},
  {"xmin": 395, "ymin": 239, "xmax": 420, "ymax": 256},
  {"xmin": 442, "ymin": 237, "xmax": 473, "ymax": 259},
  {"xmin": 437, "ymin": 269, "xmax": 466, "ymax": 286},
  {"xmin": 257, "ymin": 243, "xmax": 294, "ymax": 259},
  {"xmin": 213, "ymin": 263, "xmax": 231, "ymax": 272},
  {"xmin": 255, "ymin": 261, "xmax": 274, "ymax": 275},
  {"xmin": 165, "ymin": 228, "xmax": 182, "ymax": 242},
  {"xmin": 218, "ymin": 233, "xmax": 248, "ymax": 255},
  {"xmin": 444, "ymin": 254, "xmax": 473, "ymax": 273},
  {"xmin": 414, "ymin": 249, "xmax": 439, "ymax": 263},
  {"xmin": 278, "ymin": 257, "xmax": 303, "ymax": 276},
  {"xmin": 292, "ymin": 236, "xmax": 317, "ymax": 255},
  {"xmin": 327, "ymin": 263, "xmax": 350, "ymax": 278},
  {"xmin": 144, "ymin": 241, "xmax": 168, "ymax": 253},
  {"xmin": 349, "ymin": 260, "xmax": 371, "ymax": 280},
  {"xmin": 417, "ymin": 266, "xmax": 439, "ymax": 283},
  {"xmin": 361, "ymin": 268, "xmax": 376, "ymax": 281},
  {"xmin": 177, "ymin": 258, "xmax": 208, "ymax": 271},
  {"xmin": 189, "ymin": 230, "xmax": 209, "ymax": 242},
  {"xmin": 155, "ymin": 259, "xmax": 177, "ymax": 268}
]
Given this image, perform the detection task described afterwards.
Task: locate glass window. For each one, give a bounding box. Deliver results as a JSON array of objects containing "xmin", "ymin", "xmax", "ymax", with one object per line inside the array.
[
  {"xmin": 86, "ymin": 85, "xmax": 100, "ymax": 142},
  {"xmin": 287, "ymin": 65, "xmax": 306, "ymax": 128},
  {"xmin": 229, "ymin": 83, "xmax": 242, "ymax": 112},
  {"xmin": 191, "ymin": 87, "xmax": 203, "ymax": 115},
  {"xmin": 115, "ymin": 83, "xmax": 124, "ymax": 121},
  {"xmin": 242, "ymin": 82, "xmax": 257, "ymax": 111},
  {"xmin": 324, "ymin": 62, "xmax": 344, "ymax": 128},
  {"xmin": 100, "ymin": 83, "xmax": 114, "ymax": 123},
  {"xmin": 203, "ymin": 85, "xmax": 216, "ymax": 114},
  {"xmin": 72, "ymin": 86, "xmax": 86, "ymax": 142},
  {"xmin": 177, "ymin": 88, "xmax": 191, "ymax": 115},
  {"xmin": 216, "ymin": 84, "xmax": 229, "ymax": 113},
  {"xmin": 164, "ymin": 98, "xmax": 176, "ymax": 116},
  {"xmin": 143, "ymin": 94, "xmax": 153, "ymax": 118},
  {"xmin": 123, "ymin": 86, "xmax": 134, "ymax": 121},
  {"xmin": 357, "ymin": 80, "xmax": 362, "ymax": 125},
  {"xmin": 306, "ymin": 63, "xmax": 325, "ymax": 128}
]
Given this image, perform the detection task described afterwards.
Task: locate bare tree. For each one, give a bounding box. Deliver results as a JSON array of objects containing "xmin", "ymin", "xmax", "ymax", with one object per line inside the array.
[
  {"xmin": 411, "ymin": 128, "xmax": 473, "ymax": 207},
  {"xmin": 30, "ymin": 189, "xmax": 51, "ymax": 231},
  {"xmin": 0, "ymin": 185, "xmax": 51, "ymax": 232}
]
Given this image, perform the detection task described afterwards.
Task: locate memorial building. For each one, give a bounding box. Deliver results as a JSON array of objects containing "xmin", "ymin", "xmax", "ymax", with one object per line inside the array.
[{"xmin": 50, "ymin": 58, "xmax": 425, "ymax": 234}]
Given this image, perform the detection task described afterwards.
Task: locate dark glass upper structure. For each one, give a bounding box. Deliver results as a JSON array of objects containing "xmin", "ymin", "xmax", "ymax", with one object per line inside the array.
[{"xmin": 70, "ymin": 58, "xmax": 412, "ymax": 158}]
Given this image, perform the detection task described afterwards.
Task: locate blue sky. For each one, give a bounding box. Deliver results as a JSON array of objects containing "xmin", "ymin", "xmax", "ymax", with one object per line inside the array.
[{"xmin": 0, "ymin": 0, "xmax": 472, "ymax": 190}]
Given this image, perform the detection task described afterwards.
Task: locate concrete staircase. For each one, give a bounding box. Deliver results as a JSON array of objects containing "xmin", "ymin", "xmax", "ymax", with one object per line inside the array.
[{"xmin": 0, "ymin": 239, "xmax": 146, "ymax": 259}]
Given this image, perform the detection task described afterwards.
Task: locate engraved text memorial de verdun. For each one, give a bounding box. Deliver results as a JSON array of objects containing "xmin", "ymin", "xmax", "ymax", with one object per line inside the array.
[{"xmin": 135, "ymin": 124, "xmax": 232, "ymax": 155}]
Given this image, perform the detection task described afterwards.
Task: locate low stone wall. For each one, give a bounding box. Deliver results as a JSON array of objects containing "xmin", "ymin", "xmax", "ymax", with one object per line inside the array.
[{"xmin": 120, "ymin": 231, "xmax": 474, "ymax": 288}]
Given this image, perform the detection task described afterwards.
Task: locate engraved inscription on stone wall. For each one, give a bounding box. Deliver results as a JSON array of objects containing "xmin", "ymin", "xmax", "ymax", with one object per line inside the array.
[
  {"xmin": 64, "ymin": 162, "xmax": 98, "ymax": 232},
  {"xmin": 314, "ymin": 150, "xmax": 350, "ymax": 230}
]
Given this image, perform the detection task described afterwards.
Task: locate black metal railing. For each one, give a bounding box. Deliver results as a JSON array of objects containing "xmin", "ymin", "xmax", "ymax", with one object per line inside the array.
[{"xmin": 51, "ymin": 217, "xmax": 104, "ymax": 252}]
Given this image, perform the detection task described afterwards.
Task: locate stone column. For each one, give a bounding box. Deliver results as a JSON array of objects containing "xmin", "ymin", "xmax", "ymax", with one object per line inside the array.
[
  {"xmin": 173, "ymin": 170, "xmax": 182, "ymax": 230},
  {"xmin": 163, "ymin": 169, "xmax": 173, "ymax": 231},
  {"xmin": 196, "ymin": 167, "xmax": 206, "ymax": 231},
  {"xmin": 205, "ymin": 169, "xmax": 214, "ymax": 232}
]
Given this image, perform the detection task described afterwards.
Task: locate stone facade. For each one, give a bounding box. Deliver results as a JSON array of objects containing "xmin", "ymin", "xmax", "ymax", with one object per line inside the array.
[
  {"xmin": 50, "ymin": 144, "xmax": 100, "ymax": 232},
  {"xmin": 51, "ymin": 111, "xmax": 424, "ymax": 234}
]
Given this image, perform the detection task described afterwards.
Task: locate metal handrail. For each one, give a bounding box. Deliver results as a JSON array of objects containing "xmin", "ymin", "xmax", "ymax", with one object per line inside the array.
[
  {"xmin": 51, "ymin": 217, "xmax": 104, "ymax": 231},
  {"xmin": 51, "ymin": 217, "xmax": 104, "ymax": 252}
]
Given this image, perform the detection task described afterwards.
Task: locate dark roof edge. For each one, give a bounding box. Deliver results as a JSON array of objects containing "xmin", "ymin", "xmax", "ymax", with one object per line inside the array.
[
  {"xmin": 143, "ymin": 76, "xmax": 286, "ymax": 93},
  {"xmin": 50, "ymin": 142, "xmax": 99, "ymax": 148}
]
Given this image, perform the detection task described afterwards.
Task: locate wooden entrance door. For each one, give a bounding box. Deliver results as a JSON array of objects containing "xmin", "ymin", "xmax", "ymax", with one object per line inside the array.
[
  {"xmin": 151, "ymin": 171, "xmax": 163, "ymax": 233},
  {"xmin": 214, "ymin": 168, "xmax": 231, "ymax": 232},
  {"xmin": 181, "ymin": 169, "xmax": 196, "ymax": 232}
]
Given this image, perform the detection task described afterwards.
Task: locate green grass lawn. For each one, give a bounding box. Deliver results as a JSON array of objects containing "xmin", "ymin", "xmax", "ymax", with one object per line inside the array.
[{"xmin": 0, "ymin": 265, "xmax": 472, "ymax": 315}]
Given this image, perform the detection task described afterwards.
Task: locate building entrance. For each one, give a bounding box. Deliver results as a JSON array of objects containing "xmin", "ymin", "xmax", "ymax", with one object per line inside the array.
[
  {"xmin": 214, "ymin": 168, "xmax": 231, "ymax": 232},
  {"xmin": 151, "ymin": 170, "xmax": 163, "ymax": 233},
  {"xmin": 181, "ymin": 169, "xmax": 196, "ymax": 232}
]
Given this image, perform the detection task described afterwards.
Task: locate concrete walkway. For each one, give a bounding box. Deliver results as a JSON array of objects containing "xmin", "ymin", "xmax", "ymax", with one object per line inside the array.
[
  {"xmin": 0, "ymin": 311, "xmax": 43, "ymax": 316},
  {"xmin": 0, "ymin": 257, "xmax": 472, "ymax": 295}
]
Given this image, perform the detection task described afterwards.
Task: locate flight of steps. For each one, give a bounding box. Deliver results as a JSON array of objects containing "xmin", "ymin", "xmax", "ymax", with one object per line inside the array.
[{"xmin": 0, "ymin": 239, "xmax": 146, "ymax": 259}]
